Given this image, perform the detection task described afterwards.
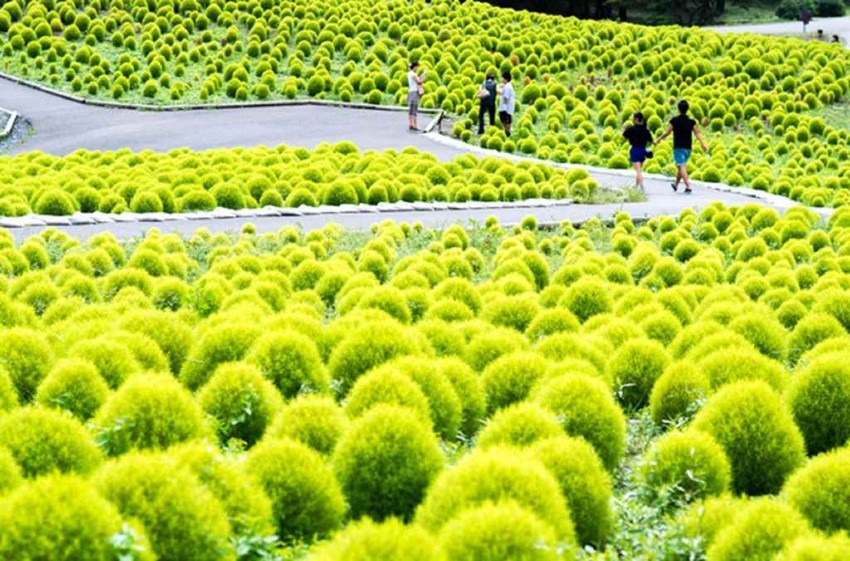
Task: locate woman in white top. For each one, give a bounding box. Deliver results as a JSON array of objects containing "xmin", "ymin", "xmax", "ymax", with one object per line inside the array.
[{"xmin": 407, "ymin": 61, "xmax": 426, "ymax": 131}]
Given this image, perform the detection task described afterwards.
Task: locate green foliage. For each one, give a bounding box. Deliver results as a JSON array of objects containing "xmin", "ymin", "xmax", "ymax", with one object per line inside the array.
[
  {"xmin": 93, "ymin": 373, "xmax": 209, "ymax": 455},
  {"xmin": 35, "ymin": 358, "xmax": 109, "ymax": 420},
  {"xmin": 649, "ymin": 361, "xmax": 710, "ymax": 425},
  {"xmin": 311, "ymin": 518, "xmax": 444, "ymax": 561},
  {"xmin": 416, "ymin": 447, "xmax": 577, "ymax": 543},
  {"xmin": 608, "ymin": 338, "xmax": 670, "ymax": 410},
  {"xmin": 533, "ymin": 374, "xmax": 626, "ymax": 471},
  {"xmin": 198, "ymin": 362, "xmax": 283, "ymax": 447},
  {"xmin": 785, "ymin": 446, "xmax": 850, "ymax": 534},
  {"xmin": 267, "ymin": 394, "xmax": 348, "ymax": 456},
  {"xmin": 438, "ymin": 500, "xmax": 564, "ymax": 561},
  {"xmin": 786, "ymin": 352, "xmax": 850, "ymax": 456},
  {"xmin": 247, "ymin": 330, "xmax": 329, "ymax": 398},
  {"xmin": 0, "ymin": 406, "xmax": 102, "ymax": 477},
  {"xmin": 477, "ymin": 402, "xmax": 564, "ymax": 449},
  {"xmin": 481, "ymin": 351, "xmax": 549, "ymax": 413},
  {"xmin": 707, "ymin": 498, "xmax": 811, "ymax": 561},
  {"xmin": 693, "ymin": 380, "xmax": 805, "ymax": 495},
  {"xmin": 333, "ymin": 405, "xmax": 443, "ymax": 521},
  {"xmin": 0, "ymin": 327, "xmax": 53, "ymax": 402},
  {"xmin": 0, "ymin": 474, "xmax": 154, "ymax": 561},
  {"xmin": 639, "ymin": 430, "xmax": 731, "ymax": 503},
  {"xmin": 247, "ymin": 437, "xmax": 345, "ymax": 540},
  {"xmin": 531, "ymin": 435, "xmax": 614, "ymax": 547},
  {"xmin": 94, "ymin": 452, "xmax": 234, "ymax": 561}
]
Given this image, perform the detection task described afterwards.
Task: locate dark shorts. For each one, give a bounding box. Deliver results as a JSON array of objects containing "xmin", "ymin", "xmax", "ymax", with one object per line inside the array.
[
  {"xmin": 499, "ymin": 111, "xmax": 512, "ymax": 126},
  {"xmin": 630, "ymin": 147, "xmax": 647, "ymax": 164},
  {"xmin": 407, "ymin": 90, "xmax": 420, "ymax": 116}
]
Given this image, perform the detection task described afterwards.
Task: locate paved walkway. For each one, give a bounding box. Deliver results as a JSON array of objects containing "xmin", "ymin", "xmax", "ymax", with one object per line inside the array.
[
  {"xmin": 708, "ymin": 16, "xmax": 850, "ymax": 44},
  {"xmin": 0, "ymin": 74, "xmax": 824, "ymax": 241}
]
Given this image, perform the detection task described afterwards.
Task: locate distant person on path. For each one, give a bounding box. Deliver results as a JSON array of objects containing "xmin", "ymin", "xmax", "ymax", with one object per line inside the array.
[
  {"xmin": 654, "ymin": 100, "xmax": 708, "ymax": 194},
  {"xmin": 498, "ymin": 71, "xmax": 515, "ymax": 137},
  {"xmin": 622, "ymin": 112, "xmax": 653, "ymax": 191},
  {"xmin": 407, "ymin": 61, "xmax": 427, "ymax": 131},
  {"xmin": 477, "ymin": 73, "xmax": 497, "ymax": 134}
]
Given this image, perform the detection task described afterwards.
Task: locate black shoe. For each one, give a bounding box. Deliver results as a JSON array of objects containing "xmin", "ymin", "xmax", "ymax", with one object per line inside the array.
[
  {"xmin": 671, "ymin": 182, "xmax": 678, "ymax": 192},
  {"xmin": 684, "ymin": 188, "xmax": 693, "ymax": 194}
]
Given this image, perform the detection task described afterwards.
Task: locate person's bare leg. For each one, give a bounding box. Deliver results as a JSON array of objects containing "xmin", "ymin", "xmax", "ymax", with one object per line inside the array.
[
  {"xmin": 633, "ymin": 162, "xmax": 643, "ymax": 190},
  {"xmin": 680, "ymin": 165, "xmax": 692, "ymax": 190}
]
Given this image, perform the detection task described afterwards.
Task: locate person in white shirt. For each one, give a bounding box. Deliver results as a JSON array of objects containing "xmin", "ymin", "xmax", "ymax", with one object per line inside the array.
[
  {"xmin": 498, "ymin": 71, "xmax": 515, "ymax": 137},
  {"xmin": 407, "ymin": 61, "xmax": 426, "ymax": 131}
]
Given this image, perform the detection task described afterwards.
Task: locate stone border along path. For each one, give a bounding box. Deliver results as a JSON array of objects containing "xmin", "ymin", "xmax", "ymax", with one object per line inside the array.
[
  {"xmin": 0, "ymin": 72, "xmax": 830, "ymax": 242},
  {"xmin": 0, "ymin": 105, "xmax": 17, "ymax": 139}
]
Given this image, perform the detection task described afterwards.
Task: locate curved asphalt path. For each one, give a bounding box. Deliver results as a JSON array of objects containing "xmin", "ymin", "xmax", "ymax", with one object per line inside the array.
[
  {"xmin": 708, "ymin": 16, "xmax": 850, "ymax": 44},
  {"xmin": 0, "ymin": 75, "xmax": 826, "ymax": 241}
]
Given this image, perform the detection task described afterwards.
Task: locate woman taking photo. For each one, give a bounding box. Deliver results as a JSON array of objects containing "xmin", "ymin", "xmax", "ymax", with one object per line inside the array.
[{"xmin": 407, "ymin": 61, "xmax": 427, "ymax": 131}]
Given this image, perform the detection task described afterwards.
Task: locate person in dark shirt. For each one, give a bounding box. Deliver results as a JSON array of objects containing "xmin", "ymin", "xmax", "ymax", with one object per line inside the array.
[
  {"xmin": 654, "ymin": 100, "xmax": 709, "ymax": 194},
  {"xmin": 477, "ymin": 74, "xmax": 497, "ymax": 134},
  {"xmin": 623, "ymin": 112, "xmax": 653, "ymax": 191}
]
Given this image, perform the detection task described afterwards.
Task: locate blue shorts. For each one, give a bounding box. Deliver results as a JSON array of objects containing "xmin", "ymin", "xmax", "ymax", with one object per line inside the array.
[
  {"xmin": 630, "ymin": 147, "xmax": 647, "ymax": 163},
  {"xmin": 674, "ymin": 149, "xmax": 692, "ymax": 166}
]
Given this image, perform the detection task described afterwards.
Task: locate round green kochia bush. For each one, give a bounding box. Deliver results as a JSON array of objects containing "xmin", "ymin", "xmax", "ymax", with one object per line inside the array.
[
  {"xmin": 706, "ymin": 498, "xmax": 811, "ymax": 561},
  {"xmin": 329, "ymin": 319, "xmax": 420, "ymax": 394},
  {"xmin": 94, "ymin": 452, "xmax": 233, "ymax": 561},
  {"xmin": 464, "ymin": 327, "xmax": 530, "ymax": 372},
  {"xmin": 438, "ymin": 500, "xmax": 564, "ymax": 561},
  {"xmin": 0, "ymin": 406, "xmax": 102, "ymax": 477},
  {"xmin": 0, "ymin": 327, "xmax": 53, "ymax": 402},
  {"xmin": 698, "ymin": 347, "xmax": 789, "ymax": 391},
  {"xmin": 311, "ymin": 517, "xmax": 445, "ymax": 561},
  {"xmin": 0, "ymin": 474, "xmax": 154, "ymax": 561},
  {"xmin": 333, "ymin": 405, "xmax": 443, "ymax": 521},
  {"xmin": 378, "ymin": 357, "xmax": 462, "ymax": 440},
  {"xmin": 93, "ymin": 373, "xmax": 209, "ymax": 456},
  {"xmin": 786, "ymin": 352, "xmax": 850, "ymax": 456},
  {"xmin": 477, "ymin": 402, "xmax": 564, "ymax": 449},
  {"xmin": 649, "ymin": 361, "xmax": 711, "ymax": 425},
  {"xmin": 416, "ymin": 447, "xmax": 576, "ymax": 543},
  {"xmin": 247, "ymin": 437, "xmax": 345, "ymax": 540},
  {"xmin": 35, "ymin": 358, "xmax": 109, "ymax": 420},
  {"xmin": 639, "ymin": 430, "xmax": 731, "ymax": 503},
  {"xmin": 267, "ymin": 394, "xmax": 348, "ymax": 456},
  {"xmin": 247, "ymin": 330, "xmax": 329, "ymax": 398},
  {"xmin": 560, "ymin": 277, "xmax": 613, "ymax": 323},
  {"xmin": 0, "ymin": 365, "xmax": 18, "ymax": 412},
  {"xmin": 532, "ymin": 374, "xmax": 626, "ymax": 471},
  {"xmin": 179, "ymin": 323, "xmax": 261, "ymax": 390},
  {"xmin": 436, "ymin": 357, "xmax": 487, "ymax": 437},
  {"xmin": 784, "ymin": 446, "xmax": 850, "ymax": 533},
  {"xmin": 172, "ymin": 443, "xmax": 275, "ymax": 539},
  {"xmin": 776, "ymin": 533, "xmax": 850, "ymax": 561},
  {"xmin": 674, "ymin": 494, "xmax": 747, "ymax": 554},
  {"xmin": 481, "ymin": 351, "xmax": 549, "ymax": 413},
  {"xmin": 68, "ymin": 337, "xmax": 141, "ymax": 389},
  {"xmin": 608, "ymin": 338, "xmax": 670, "ymax": 410},
  {"xmin": 788, "ymin": 313, "xmax": 846, "ymax": 365},
  {"xmin": 692, "ymin": 380, "xmax": 805, "ymax": 496},
  {"xmin": 344, "ymin": 364, "xmax": 432, "ymax": 426},
  {"xmin": 198, "ymin": 362, "xmax": 283, "ymax": 447},
  {"xmin": 531, "ymin": 436, "xmax": 613, "ymax": 548},
  {"xmin": 0, "ymin": 447, "xmax": 22, "ymax": 493}
]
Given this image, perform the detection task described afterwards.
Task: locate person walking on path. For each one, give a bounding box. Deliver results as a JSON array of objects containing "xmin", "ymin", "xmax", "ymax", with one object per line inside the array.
[
  {"xmin": 478, "ymin": 74, "xmax": 496, "ymax": 134},
  {"xmin": 407, "ymin": 61, "xmax": 427, "ymax": 131},
  {"xmin": 623, "ymin": 112, "xmax": 653, "ymax": 191},
  {"xmin": 477, "ymin": 74, "xmax": 497, "ymax": 134},
  {"xmin": 654, "ymin": 100, "xmax": 709, "ymax": 194},
  {"xmin": 498, "ymin": 71, "xmax": 515, "ymax": 137}
]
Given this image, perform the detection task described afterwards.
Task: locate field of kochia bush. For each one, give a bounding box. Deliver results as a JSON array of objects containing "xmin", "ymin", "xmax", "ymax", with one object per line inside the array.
[
  {"xmin": 3, "ymin": 0, "xmax": 850, "ymax": 207},
  {"xmin": 1, "ymin": 143, "xmax": 598, "ymax": 216},
  {"xmin": 3, "ymin": 204, "xmax": 850, "ymax": 559}
]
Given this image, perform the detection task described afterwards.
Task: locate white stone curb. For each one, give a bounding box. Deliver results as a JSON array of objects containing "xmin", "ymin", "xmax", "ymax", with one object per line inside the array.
[
  {"xmin": 0, "ymin": 106, "xmax": 17, "ymax": 138},
  {"xmin": 0, "ymin": 200, "xmax": 575, "ymax": 229}
]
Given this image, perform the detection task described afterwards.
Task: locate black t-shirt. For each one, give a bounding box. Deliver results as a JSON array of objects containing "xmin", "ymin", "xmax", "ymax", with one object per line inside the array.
[
  {"xmin": 670, "ymin": 114, "xmax": 697, "ymax": 149},
  {"xmin": 623, "ymin": 123, "xmax": 652, "ymax": 148}
]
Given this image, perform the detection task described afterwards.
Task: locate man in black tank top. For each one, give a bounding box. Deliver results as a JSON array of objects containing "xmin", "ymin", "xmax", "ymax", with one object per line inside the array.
[{"xmin": 655, "ymin": 100, "xmax": 709, "ymax": 194}]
